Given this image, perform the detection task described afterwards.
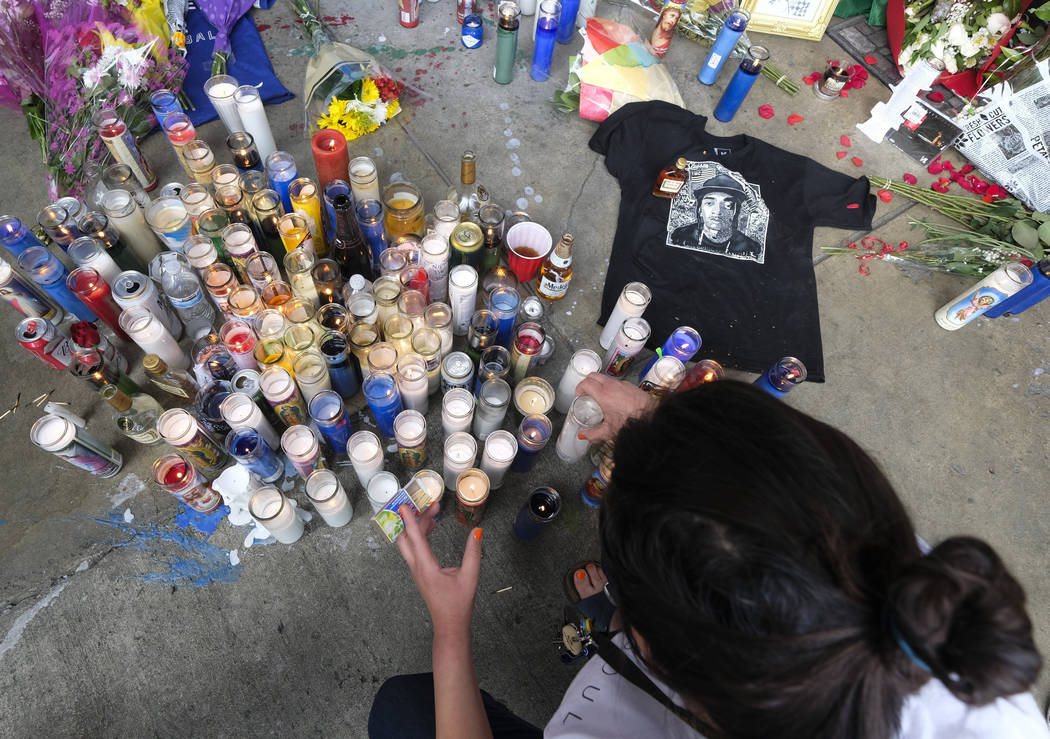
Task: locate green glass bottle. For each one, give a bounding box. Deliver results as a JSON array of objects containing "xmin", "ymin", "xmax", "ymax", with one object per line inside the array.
[{"xmin": 494, "ymin": 1, "xmax": 521, "ymax": 85}]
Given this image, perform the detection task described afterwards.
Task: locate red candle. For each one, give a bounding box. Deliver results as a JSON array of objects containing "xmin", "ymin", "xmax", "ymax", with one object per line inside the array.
[
  {"xmin": 66, "ymin": 267, "xmax": 129, "ymax": 340},
  {"xmin": 164, "ymin": 116, "xmax": 196, "ymax": 145},
  {"xmin": 311, "ymin": 129, "xmax": 350, "ymax": 192}
]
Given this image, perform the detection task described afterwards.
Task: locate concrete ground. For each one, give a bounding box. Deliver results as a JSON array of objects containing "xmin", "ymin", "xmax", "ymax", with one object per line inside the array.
[{"xmin": 1, "ymin": 2, "xmax": 1048, "ymax": 736}]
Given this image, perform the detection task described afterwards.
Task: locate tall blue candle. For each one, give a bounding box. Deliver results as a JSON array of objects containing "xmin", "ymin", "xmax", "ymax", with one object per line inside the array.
[
  {"xmin": 512, "ymin": 486, "xmax": 562, "ymax": 541},
  {"xmin": 309, "ymin": 390, "xmax": 354, "ymax": 452},
  {"xmin": 531, "ymin": 0, "xmax": 561, "ymax": 81},
  {"xmin": 640, "ymin": 325, "xmax": 701, "ymax": 377},
  {"xmin": 148, "ymin": 89, "xmax": 186, "ymax": 166},
  {"xmin": 355, "ymin": 199, "xmax": 388, "ymax": 273},
  {"xmin": 698, "ymin": 10, "xmax": 749, "ymax": 85},
  {"xmin": 556, "ymin": 0, "xmax": 579, "ymax": 44},
  {"xmin": 227, "ymin": 427, "xmax": 284, "ymax": 483},
  {"xmin": 509, "ymin": 413, "xmax": 552, "ymax": 473},
  {"xmin": 17, "ymin": 246, "xmax": 96, "ymax": 321},
  {"xmin": 323, "ymin": 179, "xmax": 352, "ymax": 250},
  {"xmin": 363, "ymin": 371, "xmax": 404, "ymax": 438},
  {"xmin": 265, "ymin": 151, "xmax": 298, "ymax": 213},
  {"xmin": 489, "ymin": 286, "xmax": 520, "ymax": 348},
  {"xmin": 319, "ymin": 331, "xmax": 360, "ymax": 398},
  {"xmin": 754, "ymin": 356, "xmax": 807, "ymax": 398},
  {"xmin": 0, "ymin": 216, "xmax": 45, "ymax": 258},
  {"xmin": 985, "ymin": 258, "xmax": 1050, "ymax": 318},
  {"xmin": 713, "ymin": 46, "xmax": 769, "ymax": 122}
]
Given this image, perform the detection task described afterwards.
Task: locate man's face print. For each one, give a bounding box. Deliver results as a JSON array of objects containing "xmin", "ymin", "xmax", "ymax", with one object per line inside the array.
[{"xmin": 700, "ymin": 192, "xmax": 737, "ymax": 242}]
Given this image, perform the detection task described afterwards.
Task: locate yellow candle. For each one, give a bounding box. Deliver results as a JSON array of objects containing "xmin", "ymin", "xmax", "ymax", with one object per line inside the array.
[
  {"xmin": 289, "ymin": 177, "xmax": 327, "ymax": 257},
  {"xmin": 277, "ymin": 213, "xmax": 314, "ymax": 256}
]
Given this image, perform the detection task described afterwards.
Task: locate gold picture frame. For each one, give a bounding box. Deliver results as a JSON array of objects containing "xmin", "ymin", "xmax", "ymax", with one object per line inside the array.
[{"xmin": 740, "ymin": 0, "xmax": 838, "ymax": 42}]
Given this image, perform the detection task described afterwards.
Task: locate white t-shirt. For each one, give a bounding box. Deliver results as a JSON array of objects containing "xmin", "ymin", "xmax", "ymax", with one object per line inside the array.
[{"xmin": 545, "ymin": 633, "xmax": 1049, "ymax": 739}]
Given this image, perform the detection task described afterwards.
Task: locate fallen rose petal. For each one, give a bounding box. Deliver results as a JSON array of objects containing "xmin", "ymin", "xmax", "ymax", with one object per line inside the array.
[
  {"xmin": 803, "ymin": 73, "xmax": 820, "ymax": 85},
  {"xmin": 859, "ymin": 264, "xmax": 871, "ymax": 275},
  {"xmin": 959, "ymin": 163, "xmax": 973, "ymax": 174},
  {"xmin": 982, "ymin": 195, "xmax": 995, "ymax": 202},
  {"xmin": 969, "ymin": 178, "xmax": 988, "ymax": 194},
  {"xmin": 837, "ymin": 151, "xmax": 848, "ymax": 159},
  {"xmin": 758, "ymin": 104, "xmax": 775, "ymax": 119},
  {"xmin": 926, "ymin": 91, "xmax": 944, "ymax": 103},
  {"xmin": 846, "ymin": 203, "xmax": 860, "ymax": 209},
  {"xmin": 840, "ymin": 90, "xmax": 850, "ymax": 97},
  {"xmin": 863, "ymin": 54, "xmax": 878, "ymax": 65},
  {"xmin": 878, "ymin": 190, "xmax": 893, "ymax": 202},
  {"xmin": 940, "ymin": 160, "xmax": 955, "ymax": 171},
  {"xmin": 903, "ymin": 173, "xmax": 918, "ymax": 184},
  {"xmin": 788, "ymin": 114, "xmax": 804, "ymax": 125},
  {"xmin": 852, "ymin": 79, "xmax": 867, "ymax": 89},
  {"xmin": 846, "ymin": 242, "xmax": 859, "ymax": 249},
  {"xmin": 851, "ymin": 156, "xmax": 863, "ymax": 167},
  {"xmin": 932, "ymin": 182, "xmax": 950, "ymax": 193},
  {"xmin": 840, "ymin": 135, "xmax": 852, "ymax": 147},
  {"xmin": 928, "ymin": 160, "xmax": 943, "ymax": 174}
]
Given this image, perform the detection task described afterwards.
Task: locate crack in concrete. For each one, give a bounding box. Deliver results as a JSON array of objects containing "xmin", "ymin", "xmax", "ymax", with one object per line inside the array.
[{"xmin": 564, "ymin": 156, "xmax": 600, "ymax": 235}]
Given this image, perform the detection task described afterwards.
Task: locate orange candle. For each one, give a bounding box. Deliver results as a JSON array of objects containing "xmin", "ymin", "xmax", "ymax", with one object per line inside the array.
[{"xmin": 311, "ymin": 129, "xmax": 349, "ymax": 192}]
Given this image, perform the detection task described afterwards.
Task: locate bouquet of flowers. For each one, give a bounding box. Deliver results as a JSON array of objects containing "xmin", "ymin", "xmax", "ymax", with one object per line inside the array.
[{"xmin": 0, "ymin": 1, "xmax": 186, "ymax": 200}]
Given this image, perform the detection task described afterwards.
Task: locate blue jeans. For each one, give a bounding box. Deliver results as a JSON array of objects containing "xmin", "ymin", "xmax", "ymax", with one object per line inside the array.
[{"xmin": 368, "ymin": 673, "xmax": 542, "ymax": 738}]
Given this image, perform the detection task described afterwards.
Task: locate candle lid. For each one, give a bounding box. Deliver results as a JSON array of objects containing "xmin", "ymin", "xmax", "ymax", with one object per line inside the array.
[{"xmin": 30, "ymin": 414, "xmax": 75, "ymax": 451}]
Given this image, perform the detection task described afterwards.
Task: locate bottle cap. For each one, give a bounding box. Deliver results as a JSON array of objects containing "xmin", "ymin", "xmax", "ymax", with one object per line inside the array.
[
  {"xmin": 675, "ymin": 157, "xmax": 687, "ymax": 169},
  {"xmin": 143, "ymin": 354, "xmax": 168, "ymax": 374}
]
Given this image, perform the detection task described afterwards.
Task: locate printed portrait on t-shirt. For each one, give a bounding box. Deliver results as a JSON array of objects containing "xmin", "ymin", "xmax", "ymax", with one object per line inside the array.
[{"xmin": 666, "ymin": 162, "xmax": 770, "ymax": 264}]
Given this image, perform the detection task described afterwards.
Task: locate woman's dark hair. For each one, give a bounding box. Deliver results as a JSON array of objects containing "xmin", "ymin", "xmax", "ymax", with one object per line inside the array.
[{"xmin": 599, "ymin": 381, "xmax": 1040, "ymax": 739}]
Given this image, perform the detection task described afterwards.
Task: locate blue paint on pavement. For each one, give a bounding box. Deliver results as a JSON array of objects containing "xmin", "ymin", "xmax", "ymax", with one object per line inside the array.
[{"xmin": 173, "ymin": 504, "xmax": 229, "ymax": 537}]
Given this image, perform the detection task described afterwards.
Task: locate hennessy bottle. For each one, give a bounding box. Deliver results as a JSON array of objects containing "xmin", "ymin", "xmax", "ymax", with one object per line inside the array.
[
  {"xmin": 536, "ymin": 234, "xmax": 574, "ymax": 301},
  {"xmin": 652, "ymin": 157, "xmax": 688, "ymax": 198}
]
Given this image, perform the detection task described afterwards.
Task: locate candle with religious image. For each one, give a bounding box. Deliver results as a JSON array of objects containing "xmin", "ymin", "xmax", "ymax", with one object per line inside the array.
[
  {"xmin": 221, "ymin": 224, "xmax": 260, "ymax": 284},
  {"xmin": 152, "ymin": 454, "xmax": 222, "ymax": 512},
  {"xmin": 91, "ymin": 109, "xmax": 156, "ymax": 190},
  {"xmin": 363, "ymin": 371, "xmax": 404, "ymax": 438},
  {"xmin": 639, "ymin": 355, "xmax": 686, "ymax": 397},
  {"xmin": 455, "ymin": 468, "xmax": 490, "ymax": 525},
  {"xmin": 555, "ymin": 393, "xmax": 603, "ymax": 463},
  {"xmin": 509, "ymin": 413, "xmax": 551, "ymax": 472},
  {"xmin": 639, "ymin": 325, "xmax": 701, "ymax": 377},
  {"xmin": 602, "ymin": 316, "xmax": 651, "ymax": 378},
  {"xmin": 281, "ymin": 425, "xmax": 323, "ymax": 480},
  {"xmin": 31, "ymin": 414, "xmax": 123, "ymax": 478},
  {"xmin": 157, "ymin": 408, "xmax": 229, "ymax": 478},
  {"xmin": 934, "ymin": 262, "xmax": 1032, "ymax": 330},
  {"xmin": 0, "ymin": 259, "xmax": 61, "ymax": 321},
  {"xmin": 754, "ymin": 356, "xmax": 807, "ymax": 397},
  {"xmin": 309, "ymin": 390, "xmax": 354, "ymax": 453},
  {"xmin": 227, "ymin": 426, "xmax": 285, "ymax": 484},
  {"xmin": 249, "ymin": 487, "xmax": 305, "ymax": 544},
  {"xmin": 395, "ymin": 409, "xmax": 428, "ymax": 470},
  {"xmin": 306, "ymin": 470, "xmax": 353, "ymax": 528},
  {"xmin": 422, "ymin": 234, "xmax": 450, "ymax": 303},
  {"xmin": 260, "ymin": 366, "xmax": 309, "ymax": 427}
]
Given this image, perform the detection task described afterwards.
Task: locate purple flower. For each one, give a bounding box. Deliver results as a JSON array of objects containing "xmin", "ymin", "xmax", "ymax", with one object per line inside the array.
[{"xmin": 63, "ymin": 161, "xmax": 75, "ymax": 176}]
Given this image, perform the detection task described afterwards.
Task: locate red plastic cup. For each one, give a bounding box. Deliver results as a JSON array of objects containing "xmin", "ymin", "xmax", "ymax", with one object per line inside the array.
[{"xmin": 505, "ymin": 222, "xmax": 553, "ymax": 282}]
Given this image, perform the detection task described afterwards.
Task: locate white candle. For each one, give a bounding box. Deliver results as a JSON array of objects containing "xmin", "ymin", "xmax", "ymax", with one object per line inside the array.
[
  {"xmin": 281, "ymin": 425, "xmax": 321, "ymax": 479},
  {"xmin": 102, "ymin": 189, "xmax": 162, "ymax": 266},
  {"xmin": 394, "ymin": 409, "xmax": 427, "ymax": 469},
  {"xmin": 421, "ymin": 234, "xmax": 450, "ymax": 303},
  {"xmin": 292, "ymin": 349, "xmax": 332, "ymax": 405},
  {"xmin": 204, "ymin": 75, "xmax": 244, "ymax": 134},
  {"xmin": 249, "ymin": 487, "xmax": 305, "ymax": 543},
  {"xmin": 473, "ymin": 378, "xmax": 511, "ymax": 440},
  {"xmin": 448, "ymin": 265, "xmax": 478, "ymax": 336},
  {"xmin": 366, "ymin": 470, "xmax": 399, "ymax": 513},
  {"xmin": 234, "ymin": 85, "xmax": 277, "ymax": 161},
  {"xmin": 68, "ymin": 237, "xmax": 121, "ymax": 286},
  {"xmin": 556, "ymin": 394, "xmax": 604, "ymax": 463},
  {"xmin": 513, "ymin": 377, "xmax": 555, "ymax": 417},
  {"xmin": 480, "ymin": 430, "xmax": 517, "ymax": 489},
  {"xmin": 555, "ymin": 349, "xmax": 601, "ymax": 414},
  {"xmin": 396, "ymin": 353, "xmax": 430, "ymax": 414},
  {"xmin": 219, "ymin": 392, "xmax": 281, "ymax": 449},
  {"xmin": 348, "ymin": 430, "xmax": 384, "ymax": 488},
  {"xmin": 425, "ymin": 302, "xmax": 454, "ymax": 357},
  {"xmin": 441, "ymin": 388, "xmax": 475, "ymax": 437},
  {"xmin": 598, "ymin": 281, "xmax": 652, "ymax": 350},
  {"xmin": 348, "ymin": 157, "xmax": 381, "ymax": 203},
  {"xmin": 443, "ymin": 432, "xmax": 477, "ymax": 490},
  {"xmin": 118, "ymin": 308, "xmax": 189, "ymax": 369},
  {"xmin": 305, "ymin": 469, "xmax": 353, "ymax": 527}
]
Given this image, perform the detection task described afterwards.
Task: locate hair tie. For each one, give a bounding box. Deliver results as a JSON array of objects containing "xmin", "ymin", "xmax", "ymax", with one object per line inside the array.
[{"xmin": 888, "ymin": 617, "xmax": 932, "ymax": 673}]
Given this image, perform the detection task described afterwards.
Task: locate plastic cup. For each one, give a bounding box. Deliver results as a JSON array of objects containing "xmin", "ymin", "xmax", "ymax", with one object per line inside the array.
[{"xmin": 505, "ymin": 221, "xmax": 553, "ymax": 282}]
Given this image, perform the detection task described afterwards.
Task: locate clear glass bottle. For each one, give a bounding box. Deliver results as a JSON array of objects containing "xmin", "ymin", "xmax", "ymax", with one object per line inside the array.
[
  {"xmin": 536, "ymin": 233, "xmax": 574, "ymax": 300},
  {"xmin": 150, "ymin": 252, "xmax": 218, "ymax": 341},
  {"xmin": 653, "ymin": 157, "xmax": 689, "ymax": 198},
  {"xmin": 332, "ymin": 194, "xmax": 374, "ymax": 280},
  {"xmin": 446, "ymin": 150, "xmax": 489, "ymax": 222},
  {"xmin": 101, "ymin": 384, "xmax": 164, "ymax": 445}
]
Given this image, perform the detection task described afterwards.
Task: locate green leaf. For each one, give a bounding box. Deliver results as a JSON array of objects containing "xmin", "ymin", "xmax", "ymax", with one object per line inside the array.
[
  {"xmin": 1033, "ymin": 3, "xmax": 1050, "ymax": 22},
  {"xmin": 1031, "ymin": 211, "xmax": 1050, "ymax": 222},
  {"xmin": 1038, "ymin": 220, "xmax": 1050, "ymax": 246},
  {"xmin": 1012, "ymin": 220, "xmax": 1041, "ymax": 249}
]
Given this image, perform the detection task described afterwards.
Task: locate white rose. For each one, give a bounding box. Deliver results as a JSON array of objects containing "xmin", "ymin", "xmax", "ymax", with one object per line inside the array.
[
  {"xmin": 947, "ymin": 23, "xmax": 970, "ymax": 47},
  {"xmin": 958, "ymin": 36, "xmax": 981, "ymax": 58},
  {"xmin": 944, "ymin": 53, "xmax": 959, "ymax": 74},
  {"xmin": 986, "ymin": 12, "xmax": 1011, "ymax": 36}
]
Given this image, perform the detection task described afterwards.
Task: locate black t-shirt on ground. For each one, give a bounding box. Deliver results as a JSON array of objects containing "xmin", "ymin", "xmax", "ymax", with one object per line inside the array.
[{"xmin": 589, "ymin": 101, "xmax": 877, "ymax": 382}]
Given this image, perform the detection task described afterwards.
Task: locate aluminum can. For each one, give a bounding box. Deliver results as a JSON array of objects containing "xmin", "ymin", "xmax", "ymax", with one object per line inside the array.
[{"xmin": 16, "ymin": 316, "xmax": 73, "ymax": 369}]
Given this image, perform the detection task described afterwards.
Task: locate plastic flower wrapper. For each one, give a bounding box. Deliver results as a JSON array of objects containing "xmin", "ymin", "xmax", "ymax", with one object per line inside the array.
[
  {"xmin": 288, "ymin": 0, "xmax": 412, "ymax": 138},
  {"xmin": 198, "ymin": 0, "xmax": 256, "ymax": 74}
]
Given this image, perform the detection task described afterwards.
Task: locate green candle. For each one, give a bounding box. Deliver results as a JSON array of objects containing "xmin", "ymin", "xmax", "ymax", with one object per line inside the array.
[{"xmin": 494, "ymin": 1, "xmax": 520, "ymax": 85}]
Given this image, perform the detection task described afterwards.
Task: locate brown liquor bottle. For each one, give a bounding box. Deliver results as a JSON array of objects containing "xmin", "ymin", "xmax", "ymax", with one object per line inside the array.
[
  {"xmin": 536, "ymin": 234, "xmax": 574, "ymax": 301},
  {"xmin": 652, "ymin": 157, "xmax": 688, "ymax": 198}
]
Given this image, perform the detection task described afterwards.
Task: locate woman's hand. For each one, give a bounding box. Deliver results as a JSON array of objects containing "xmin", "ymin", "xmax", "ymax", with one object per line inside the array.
[
  {"xmin": 396, "ymin": 503, "xmax": 483, "ymax": 637},
  {"xmin": 575, "ymin": 372, "xmax": 659, "ymax": 443}
]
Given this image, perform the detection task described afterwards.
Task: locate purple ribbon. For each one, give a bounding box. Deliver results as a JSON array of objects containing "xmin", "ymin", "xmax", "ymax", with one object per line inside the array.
[{"xmin": 197, "ymin": 0, "xmax": 256, "ymax": 54}]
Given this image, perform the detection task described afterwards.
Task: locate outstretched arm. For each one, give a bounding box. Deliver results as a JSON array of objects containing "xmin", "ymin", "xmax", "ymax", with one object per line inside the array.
[{"xmin": 575, "ymin": 372, "xmax": 659, "ymax": 443}]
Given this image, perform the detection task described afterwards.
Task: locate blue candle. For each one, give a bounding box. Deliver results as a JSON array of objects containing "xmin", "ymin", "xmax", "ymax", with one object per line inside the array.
[
  {"xmin": 265, "ymin": 151, "xmax": 298, "ymax": 213},
  {"xmin": 985, "ymin": 258, "xmax": 1050, "ymax": 318},
  {"xmin": 509, "ymin": 413, "xmax": 552, "ymax": 473},
  {"xmin": 319, "ymin": 331, "xmax": 360, "ymax": 398},
  {"xmin": 640, "ymin": 325, "xmax": 701, "ymax": 377},
  {"xmin": 698, "ymin": 10, "xmax": 749, "ymax": 85},
  {"xmin": 556, "ymin": 0, "xmax": 579, "ymax": 44},
  {"xmin": 309, "ymin": 390, "xmax": 354, "ymax": 452},
  {"xmin": 754, "ymin": 356, "xmax": 807, "ymax": 397},
  {"xmin": 227, "ymin": 427, "xmax": 284, "ymax": 483},
  {"xmin": 713, "ymin": 46, "xmax": 769, "ymax": 122},
  {"xmin": 0, "ymin": 216, "xmax": 45, "ymax": 258},
  {"xmin": 148, "ymin": 89, "xmax": 186, "ymax": 166},
  {"xmin": 17, "ymin": 246, "xmax": 96, "ymax": 321},
  {"xmin": 512, "ymin": 486, "xmax": 562, "ymax": 540},
  {"xmin": 489, "ymin": 286, "xmax": 520, "ymax": 347},
  {"xmin": 355, "ymin": 198, "xmax": 388, "ymax": 273},
  {"xmin": 363, "ymin": 371, "xmax": 404, "ymax": 438},
  {"xmin": 323, "ymin": 179, "xmax": 352, "ymax": 250},
  {"xmin": 531, "ymin": 0, "xmax": 561, "ymax": 82}
]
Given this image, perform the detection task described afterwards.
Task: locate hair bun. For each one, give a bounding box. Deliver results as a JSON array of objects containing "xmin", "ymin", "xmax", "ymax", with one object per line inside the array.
[{"xmin": 888, "ymin": 537, "xmax": 1041, "ymax": 705}]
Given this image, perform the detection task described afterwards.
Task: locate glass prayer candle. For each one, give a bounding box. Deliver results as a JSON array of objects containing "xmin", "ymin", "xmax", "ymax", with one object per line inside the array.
[
  {"xmin": 363, "ymin": 371, "xmax": 404, "ymax": 437},
  {"xmin": 252, "ymin": 189, "xmax": 287, "ymax": 257},
  {"xmin": 355, "ymin": 198, "xmax": 388, "ymax": 270},
  {"xmin": 278, "ymin": 213, "xmax": 314, "ymax": 256},
  {"xmin": 266, "ymin": 151, "xmax": 298, "ymax": 213},
  {"xmin": 29, "ymin": 413, "xmax": 123, "ymax": 477},
  {"xmin": 282, "ymin": 322, "xmax": 318, "ymax": 366},
  {"xmin": 249, "ymin": 487, "xmax": 305, "ymax": 544},
  {"xmin": 77, "ymin": 211, "xmax": 147, "ymax": 272},
  {"xmin": 182, "ymin": 139, "xmax": 217, "ymax": 185},
  {"xmin": 145, "ymin": 198, "xmax": 193, "ymax": 252},
  {"xmin": 396, "ymin": 353, "xmax": 430, "ymax": 413},
  {"xmin": 18, "ymin": 247, "xmax": 96, "ymax": 321},
  {"xmin": 283, "ymin": 248, "xmax": 320, "ymax": 306},
  {"xmin": 713, "ymin": 45, "xmax": 769, "ymax": 122},
  {"xmin": 411, "ymin": 327, "xmax": 443, "ymax": 393},
  {"xmin": 422, "ymin": 304, "xmax": 452, "ymax": 358},
  {"xmin": 318, "ymin": 331, "xmax": 360, "ymax": 398},
  {"xmin": 347, "ymin": 291, "xmax": 379, "ymax": 325},
  {"xmin": 473, "ymin": 378, "xmax": 512, "ymax": 440},
  {"xmin": 220, "ymin": 318, "xmax": 259, "ymax": 370},
  {"xmin": 599, "ymin": 281, "xmax": 652, "ymax": 350},
  {"xmin": 754, "ymin": 356, "xmax": 807, "ymax": 397},
  {"xmin": 510, "ymin": 413, "xmax": 552, "ymax": 472},
  {"xmin": 639, "ymin": 325, "xmax": 701, "ymax": 377},
  {"xmin": 245, "ymin": 251, "xmax": 281, "ymax": 290},
  {"xmin": 282, "ymin": 424, "xmax": 322, "ymax": 480},
  {"xmin": 219, "ymin": 391, "xmax": 281, "ymax": 449},
  {"xmin": 441, "ymin": 351, "xmax": 475, "ymax": 395},
  {"xmin": 311, "ymin": 128, "xmax": 350, "ymax": 193},
  {"xmin": 488, "ymin": 286, "xmax": 520, "ymax": 347},
  {"xmin": 306, "ymin": 469, "xmax": 353, "ymax": 528},
  {"xmin": 378, "ymin": 247, "xmax": 407, "ymax": 277},
  {"xmin": 227, "ymin": 426, "xmax": 284, "ymax": 483},
  {"xmin": 478, "ymin": 204, "xmax": 505, "ymax": 273},
  {"xmin": 309, "ymin": 389, "xmax": 354, "ymax": 454},
  {"xmin": 513, "ymin": 372, "xmax": 556, "ymax": 419},
  {"xmin": 513, "ymin": 486, "xmax": 561, "ymax": 540},
  {"xmin": 260, "ymin": 366, "xmax": 309, "ymax": 427},
  {"xmin": 66, "ymin": 268, "xmax": 126, "ymax": 339},
  {"xmin": 91, "ymin": 109, "xmax": 156, "ymax": 190},
  {"xmin": 161, "ymin": 112, "xmax": 198, "ymax": 178},
  {"xmin": 368, "ymin": 342, "xmax": 399, "ymax": 376},
  {"xmin": 290, "ymin": 178, "xmax": 327, "ymax": 256},
  {"xmin": 0, "ymin": 259, "xmax": 61, "ymax": 321},
  {"xmin": 465, "ymin": 310, "xmax": 498, "ymax": 365},
  {"xmin": 240, "ymin": 169, "xmax": 269, "ymax": 204},
  {"xmin": 481, "ymin": 429, "xmax": 517, "ymax": 488},
  {"xmin": 443, "ymin": 432, "xmax": 477, "ymax": 490},
  {"xmin": 474, "ymin": 345, "xmax": 510, "ymax": 395},
  {"xmin": 366, "ymin": 471, "xmax": 400, "ymax": 514},
  {"xmin": 293, "ymin": 349, "xmax": 332, "ymax": 404},
  {"xmin": 184, "ymin": 235, "xmax": 220, "ymax": 274},
  {"xmin": 349, "ymin": 320, "xmax": 380, "ymax": 366},
  {"xmin": 254, "ymin": 308, "xmax": 288, "ymax": 343},
  {"xmin": 219, "ymin": 225, "xmax": 257, "ymax": 285},
  {"xmin": 262, "ymin": 280, "xmax": 296, "ymax": 315},
  {"xmin": 495, "ymin": 1, "xmax": 521, "ymax": 84},
  {"xmin": 255, "ymin": 336, "xmax": 294, "ymax": 375},
  {"xmin": 441, "ymin": 388, "xmax": 476, "ymax": 437},
  {"xmin": 102, "ymin": 190, "xmax": 161, "ymax": 266},
  {"xmin": 509, "ymin": 321, "xmax": 544, "ymax": 384},
  {"xmin": 68, "ymin": 237, "xmax": 121, "ymax": 286},
  {"xmin": 678, "ymin": 358, "xmax": 725, "ymax": 391},
  {"xmin": 180, "ymin": 182, "xmax": 217, "ymax": 227},
  {"xmin": 372, "ymin": 275, "xmax": 402, "ymax": 330},
  {"xmin": 0, "ymin": 215, "xmax": 45, "ymax": 258},
  {"xmin": 196, "ymin": 209, "xmax": 231, "ymax": 254},
  {"xmin": 399, "ymin": 267, "xmax": 430, "ymax": 304},
  {"xmin": 348, "ymin": 430, "xmax": 385, "ymax": 488},
  {"xmin": 384, "ymin": 314, "xmax": 415, "ymax": 357},
  {"xmin": 455, "ymin": 468, "xmax": 489, "ymax": 525},
  {"xmin": 316, "ymin": 302, "xmax": 349, "ymax": 333},
  {"xmin": 311, "ymin": 258, "xmax": 343, "ymax": 304},
  {"xmin": 100, "ymin": 163, "xmax": 151, "ymax": 210},
  {"xmin": 395, "ymin": 409, "xmax": 427, "ymax": 469},
  {"xmin": 204, "ymin": 74, "xmax": 244, "ymax": 133},
  {"xmin": 448, "ymin": 265, "xmax": 479, "ymax": 337},
  {"xmin": 234, "ymin": 85, "xmax": 277, "ymax": 161},
  {"xmin": 203, "ymin": 263, "xmax": 238, "ymax": 316},
  {"xmin": 228, "ymin": 285, "xmax": 264, "ymax": 320},
  {"xmin": 556, "ymin": 393, "xmax": 603, "ymax": 463},
  {"xmin": 384, "ymin": 181, "xmax": 426, "ymax": 238},
  {"xmin": 36, "ymin": 204, "xmax": 80, "ymax": 247},
  {"xmin": 639, "ymin": 355, "xmax": 686, "ymax": 397},
  {"xmin": 194, "ymin": 335, "xmax": 238, "ymax": 381},
  {"xmin": 226, "ymin": 131, "xmax": 262, "ymax": 173},
  {"xmin": 212, "ymin": 163, "xmax": 241, "ymax": 191},
  {"xmin": 152, "ymin": 454, "xmax": 222, "ymax": 512},
  {"xmin": 531, "ymin": 0, "xmax": 561, "ymax": 81},
  {"xmin": 157, "ymin": 407, "xmax": 229, "ymax": 477},
  {"xmin": 554, "ymin": 348, "xmax": 601, "ymax": 414},
  {"xmin": 214, "ymin": 184, "xmax": 254, "ymax": 230},
  {"xmin": 348, "ymin": 156, "xmax": 381, "ymax": 203},
  {"xmin": 412, "ymin": 469, "xmax": 445, "ymax": 510},
  {"xmin": 603, "ymin": 316, "xmax": 651, "ymax": 377},
  {"xmin": 422, "ymin": 233, "xmax": 450, "ymax": 302}
]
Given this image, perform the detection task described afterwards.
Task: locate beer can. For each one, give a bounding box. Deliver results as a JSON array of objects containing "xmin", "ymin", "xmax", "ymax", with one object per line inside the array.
[
  {"xmin": 16, "ymin": 316, "xmax": 74, "ymax": 369},
  {"xmin": 458, "ymin": 0, "xmax": 477, "ymax": 23},
  {"xmin": 0, "ymin": 259, "xmax": 61, "ymax": 321},
  {"xmin": 111, "ymin": 269, "xmax": 184, "ymax": 340},
  {"xmin": 31, "ymin": 414, "xmax": 123, "ymax": 478},
  {"xmin": 398, "ymin": 0, "xmax": 420, "ymax": 27}
]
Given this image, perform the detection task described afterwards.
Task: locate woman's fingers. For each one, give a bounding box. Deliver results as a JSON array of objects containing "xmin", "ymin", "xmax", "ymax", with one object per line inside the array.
[{"xmin": 460, "ymin": 528, "xmax": 483, "ymax": 587}]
